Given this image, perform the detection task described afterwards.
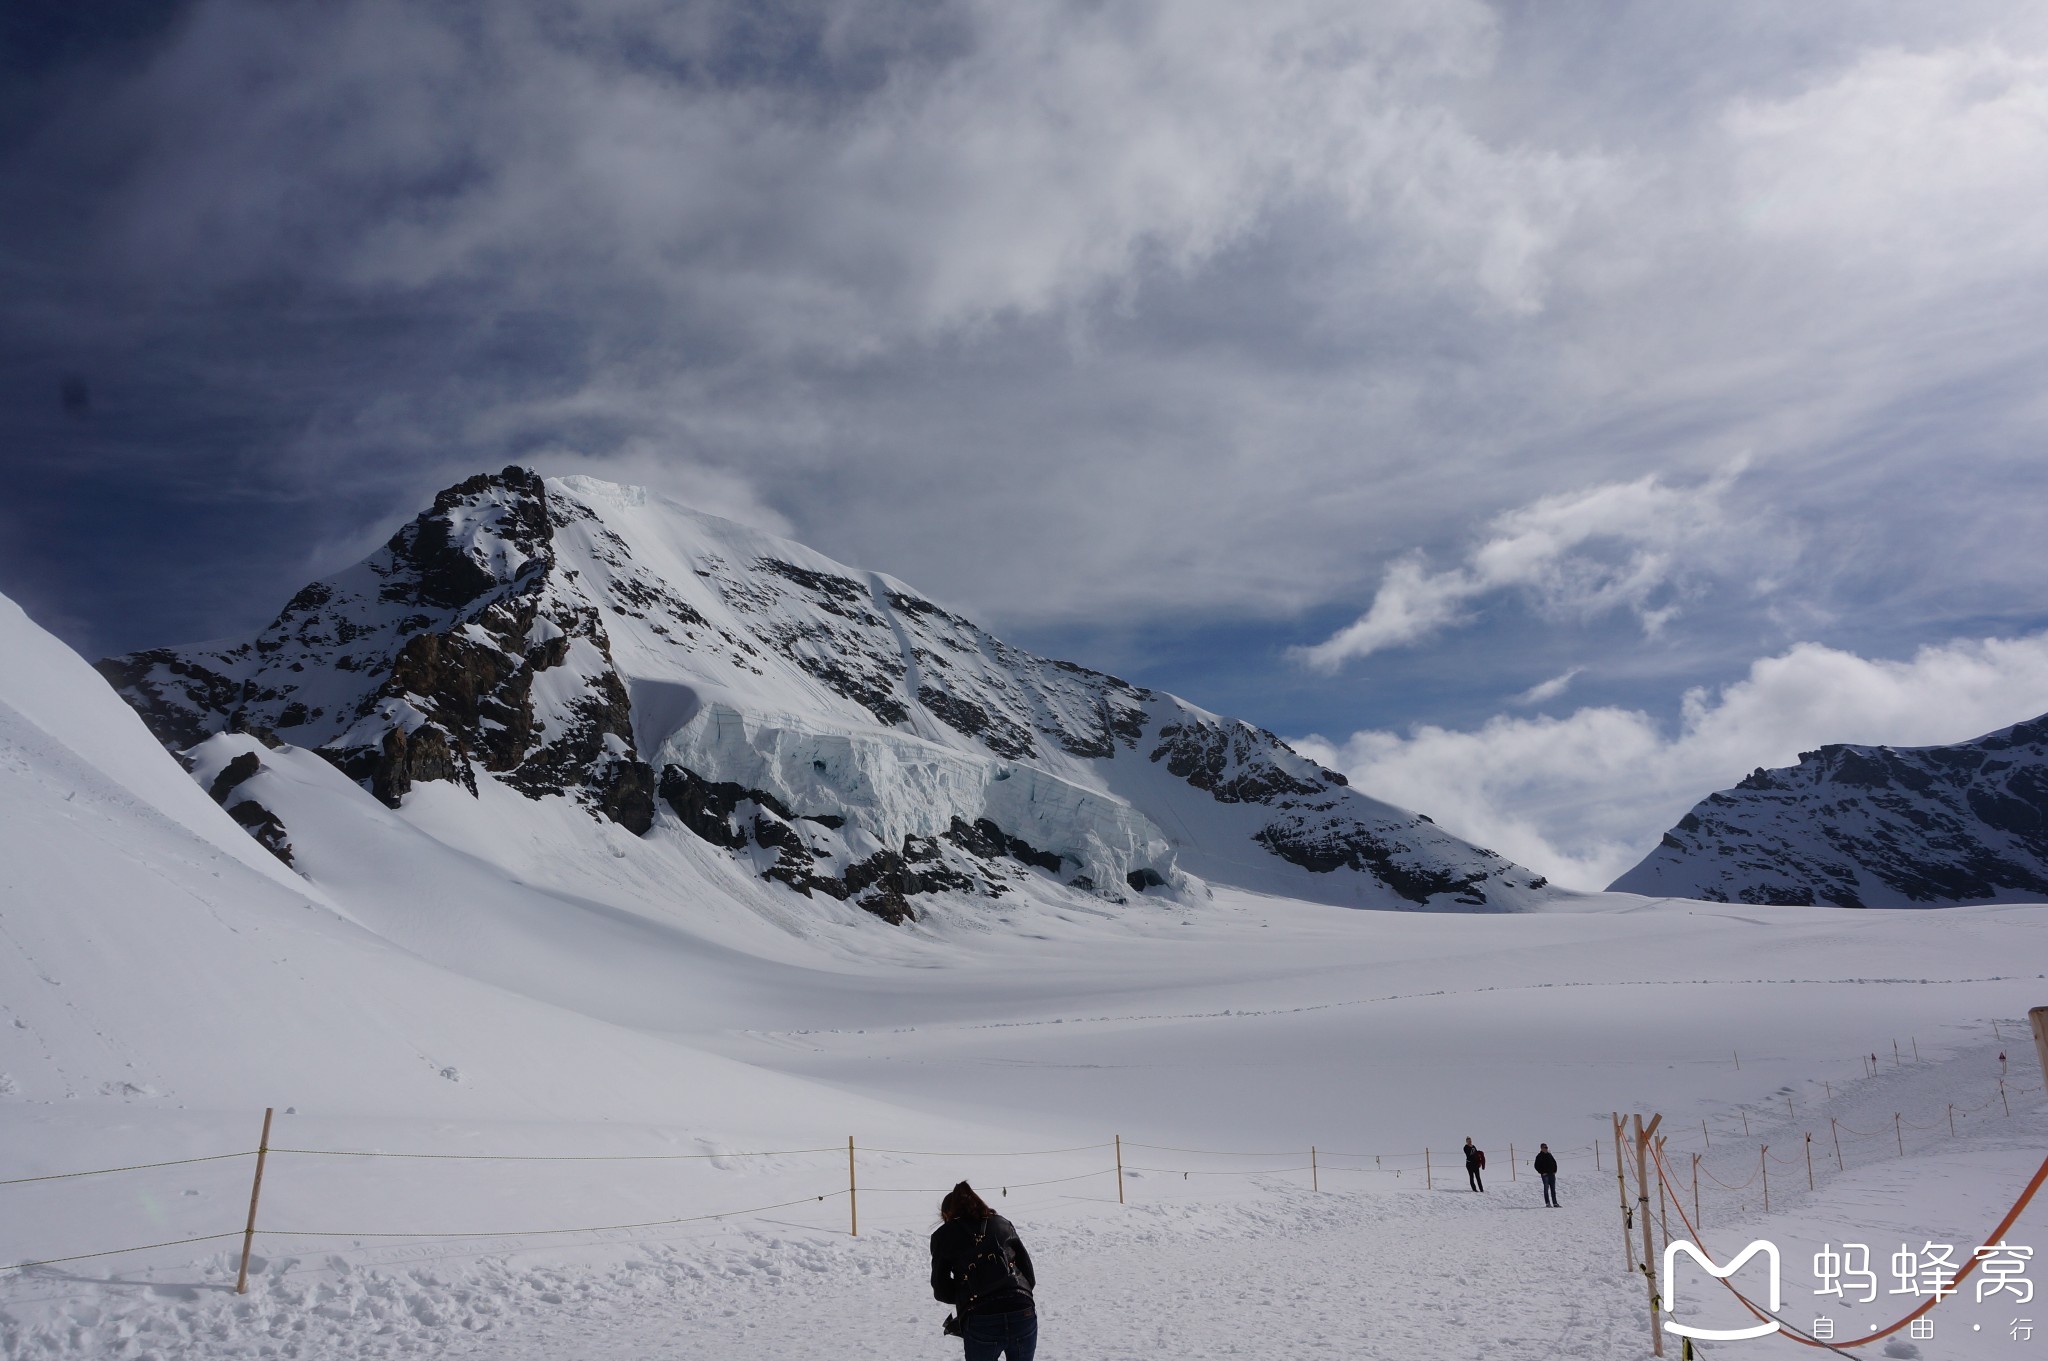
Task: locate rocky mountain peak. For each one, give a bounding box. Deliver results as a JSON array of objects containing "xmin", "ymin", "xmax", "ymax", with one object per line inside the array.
[
  {"xmin": 102, "ymin": 469, "xmax": 1554, "ymax": 921},
  {"xmin": 1611, "ymin": 713, "xmax": 2048, "ymax": 906}
]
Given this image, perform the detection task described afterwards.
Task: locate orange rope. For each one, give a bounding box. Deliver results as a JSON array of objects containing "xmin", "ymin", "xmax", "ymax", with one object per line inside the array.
[
  {"xmin": 1697, "ymin": 1161, "xmax": 1761, "ymax": 1190},
  {"xmin": 1652, "ymin": 1141, "xmax": 2048, "ymax": 1349}
]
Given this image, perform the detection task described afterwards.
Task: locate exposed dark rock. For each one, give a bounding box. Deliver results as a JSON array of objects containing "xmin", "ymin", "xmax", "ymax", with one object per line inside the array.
[
  {"xmin": 1253, "ymin": 820, "xmax": 1493, "ymax": 906},
  {"xmin": 1126, "ymin": 867, "xmax": 1166, "ymax": 892},
  {"xmin": 94, "ymin": 651, "xmax": 243, "ymax": 751},
  {"xmin": 756, "ymin": 559, "xmax": 871, "ymax": 615},
  {"xmin": 793, "ymin": 655, "xmax": 910, "ymax": 727},
  {"xmin": 1613, "ymin": 711, "xmax": 2048, "ymax": 905},
  {"xmin": 328, "ymin": 724, "xmax": 474, "ymax": 808},
  {"xmin": 596, "ymin": 760, "xmax": 656, "ymax": 836},
  {"xmin": 1150, "ymin": 722, "xmax": 1326, "ymax": 804},
  {"xmin": 657, "ymin": 766, "xmax": 775, "ymax": 849},
  {"xmin": 226, "ymin": 798, "xmax": 294, "ymax": 866},
  {"xmin": 208, "ymin": 752, "xmax": 262, "ymax": 804},
  {"xmin": 920, "ymin": 687, "xmax": 1038, "ymax": 760},
  {"xmin": 942, "ymin": 816, "xmax": 1065, "ymax": 873}
]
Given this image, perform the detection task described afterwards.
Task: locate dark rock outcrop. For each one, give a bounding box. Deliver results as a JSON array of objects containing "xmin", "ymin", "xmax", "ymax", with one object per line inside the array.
[
  {"xmin": 1611, "ymin": 714, "xmax": 2048, "ymax": 906},
  {"xmin": 99, "ymin": 467, "xmax": 655, "ymax": 828}
]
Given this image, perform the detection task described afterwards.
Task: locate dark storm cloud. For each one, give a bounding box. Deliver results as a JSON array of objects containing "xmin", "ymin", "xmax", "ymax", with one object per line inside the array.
[{"xmin": 3, "ymin": 0, "xmax": 2047, "ymax": 789}]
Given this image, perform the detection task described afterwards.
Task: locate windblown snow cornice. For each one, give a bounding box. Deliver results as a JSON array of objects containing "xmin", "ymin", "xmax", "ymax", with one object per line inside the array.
[
  {"xmin": 101, "ymin": 468, "xmax": 1551, "ymax": 919},
  {"xmin": 1611, "ymin": 715, "xmax": 2048, "ymax": 906}
]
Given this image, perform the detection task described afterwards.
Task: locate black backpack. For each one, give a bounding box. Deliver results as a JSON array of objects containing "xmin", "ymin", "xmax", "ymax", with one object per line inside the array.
[{"xmin": 958, "ymin": 1217, "xmax": 1029, "ymax": 1310}]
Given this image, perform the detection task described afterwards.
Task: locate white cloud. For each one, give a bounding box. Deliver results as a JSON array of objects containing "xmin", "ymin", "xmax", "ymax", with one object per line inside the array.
[
  {"xmin": 107, "ymin": 0, "xmax": 1602, "ymax": 351},
  {"xmin": 16, "ymin": 2, "xmax": 2048, "ymax": 672},
  {"xmin": 1294, "ymin": 464, "xmax": 1750, "ymax": 672},
  {"xmin": 1727, "ymin": 44, "xmax": 2048, "ymax": 288},
  {"xmin": 1513, "ymin": 667, "xmax": 1582, "ymax": 706},
  {"xmin": 1295, "ymin": 632, "xmax": 2048, "ymax": 891}
]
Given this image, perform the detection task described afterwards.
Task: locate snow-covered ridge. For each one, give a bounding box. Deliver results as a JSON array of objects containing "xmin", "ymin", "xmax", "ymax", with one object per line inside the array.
[
  {"xmin": 101, "ymin": 468, "xmax": 1553, "ymax": 917},
  {"xmin": 1610, "ymin": 713, "xmax": 2048, "ymax": 906}
]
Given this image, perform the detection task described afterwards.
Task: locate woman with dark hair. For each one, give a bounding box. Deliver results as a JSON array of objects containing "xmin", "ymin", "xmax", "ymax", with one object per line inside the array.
[{"xmin": 930, "ymin": 1181, "xmax": 1037, "ymax": 1360}]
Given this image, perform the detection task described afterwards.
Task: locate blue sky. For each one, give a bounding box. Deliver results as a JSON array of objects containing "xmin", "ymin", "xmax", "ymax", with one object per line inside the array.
[{"xmin": 4, "ymin": 0, "xmax": 2048, "ymax": 886}]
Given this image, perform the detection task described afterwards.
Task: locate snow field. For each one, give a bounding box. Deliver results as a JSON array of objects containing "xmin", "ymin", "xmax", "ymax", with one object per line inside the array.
[
  {"xmin": 5, "ymin": 1028, "xmax": 2045, "ymax": 1359},
  {"xmin": 1, "ymin": 1155, "xmax": 1652, "ymax": 1359}
]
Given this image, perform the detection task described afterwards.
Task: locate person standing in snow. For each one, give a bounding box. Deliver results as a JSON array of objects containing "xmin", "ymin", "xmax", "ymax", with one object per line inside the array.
[
  {"xmin": 1533, "ymin": 1143, "xmax": 1559, "ymax": 1207},
  {"xmin": 1463, "ymin": 1137, "xmax": 1485, "ymax": 1192},
  {"xmin": 931, "ymin": 1181, "xmax": 1037, "ymax": 1361}
]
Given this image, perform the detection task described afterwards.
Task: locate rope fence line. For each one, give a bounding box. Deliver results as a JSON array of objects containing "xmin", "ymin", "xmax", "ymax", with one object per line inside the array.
[
  {"xmin": 859, "ymin": 1142, "xmax": 1109, "ymax": 1158},
  {"xmin": 0, "ymin": 1230, "xmax": 247, "ymax": 1274},
  {"xmin": 1125, "ymin": 1164, "xmax": 1312, "ymax": 1177},
  {"xmin": 0, "ymin": 1150, "xmax": 255, "ymax": 1187},
  {"xmin": 1697, "ymin": 1162, "xmax": 1762, "ymax": 1191},
  {"xmin": 0, "ymin": 1128, "xmax": 1584, "ymax": 1282},
  {"xmin": 260, "ymin": 1191, "xmax": 850, "ymax": 1243},
  {"xmin": 1650, "ymin": 1136, "xmax": 2048, "ymax": 1351},
  {"xmin": 268, "ymin": 1144, "xmax": 845, "ymax": 1163},
  {"xmin": 1122, "ymin": 1142, "xmax": 1312, "ymax": 1157},
  {"xmin": 7, "ymin": 1017, "xmax": 2038, "ymax": 1291},
  {"xmin": 864, "ymin": 1168, "xmax": 1118, "ymax": 1194}
]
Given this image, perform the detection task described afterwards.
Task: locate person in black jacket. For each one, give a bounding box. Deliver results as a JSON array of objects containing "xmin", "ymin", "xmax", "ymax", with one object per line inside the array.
[
  {"xmin": 1533, "ymin": 1143, "xmax": 1559, "ymax": 1207},
  {"xmin": 931, "ymin": 1182, "xmax": 1037, "ymax": 1361},
  {"xmin": 1463, "ymin": 1137, "xmax": 1485, "ymax": 1192}
]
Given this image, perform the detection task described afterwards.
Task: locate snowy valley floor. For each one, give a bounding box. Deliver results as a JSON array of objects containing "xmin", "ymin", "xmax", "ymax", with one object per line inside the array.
[{"xmin": 4, "ymin": 889, "xmax": 2048, "ymax": 1360}]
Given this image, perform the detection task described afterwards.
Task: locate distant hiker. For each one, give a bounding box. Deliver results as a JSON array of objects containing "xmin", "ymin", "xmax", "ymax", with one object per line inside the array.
[
  {"xmin": 931, "ymin": 1181, "xmax": 1037, "ymax": 1361},
  {"xmin": 1463, "ymin": 1137, "xmax": 1485, "ymax": 1192},
  {"xmin": 1533, "ymin": 1143, "xmax": 1559, "ymax": 1207}
]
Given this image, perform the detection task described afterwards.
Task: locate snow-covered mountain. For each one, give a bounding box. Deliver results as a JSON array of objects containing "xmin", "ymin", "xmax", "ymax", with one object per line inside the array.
[
  {"xmin": 0, "ymin": 586, "xmax": 881, "ymax": 1120},
  {"xmin": 100, "ymin": 468, "xmax": 1550, "ymax": 916},
  {"xmin": 1610, "ymin": 714, "xmax": 2048, "ymax": 905}
]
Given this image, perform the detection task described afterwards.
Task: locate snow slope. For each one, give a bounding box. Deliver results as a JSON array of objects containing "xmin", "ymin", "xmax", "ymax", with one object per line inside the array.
[
  {"xmin": 6, "ymin": 576, "xmax": 2048, "ymax": 1360},
  {"xmin": 0, "ymin": 587, "xmax": 978, "ymax": 1128},
  {"xmin": 101, "ymin": 469, "xmax": 1552, "ymax": 916},
  {"xmin": 1613, "ymin": 714, "xmax": 2048, "ymax": 905}
]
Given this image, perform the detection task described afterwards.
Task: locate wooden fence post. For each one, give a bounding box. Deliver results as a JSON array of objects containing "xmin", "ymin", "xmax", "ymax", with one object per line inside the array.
[
  {"xmin": 1894, "ymin": 1114, "xmax": 1903, "ymax": 1156},
  {"xmin": 1805, "ymin": 1132, "xmax": 1814, "ymax": 1190},
  {"xmin": 1425, "ymin": 1146, "xmax": 1432, "ymax": 1191},
  {"xmin": 1690, "ymin": 1152, "xmax": 1700, "ymax": 1228},
  {"xmin": 1948, "ymin": 1104, "xmax": 1956, "ymax": 1138},
  {"xmin": 1831, "ymin": 1117, "xmax": 1843, "ymax": 1171},
  {"xmin": 1760, "ymin": 1145, "xmax": 1768, "ymax": 1213},
  {"xmin": 235, "ymin": 1107, "xmax": 273, "ymax": 1295},
  {"xmin": 1115, "ymin": 1134, "xmax": 1124, "ymax": 1205},
  {"xmin": 1613, "ymin": 1114, "xmax": 1631, "ymax": 1274},
  {"xmin": 1311, "ymin": 1146, "xmax": 1318, "ymax": 1193},
  {"xmin": 1633, "ymin": 1114, "xmax": 1664, "ymax": 1357},
  {"xmin": 2001, "ymin": 1079, "xmax": 2011, "ymax": 1117},
  {"xmin": 1654, "ymin": 1135, "xmax": 1669, "ymax": 1254},
  {"xmin": 848, "ymin": 1136, "xmax": 858, "ymax": 1236},
  {"xmin": 2030, "ymin": 1007, "xmax": 2048, "ymax": 1086},
  {"xmin": 1509, "ymin": 1142, "xmax": 1515, "ymax": 1182}
]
